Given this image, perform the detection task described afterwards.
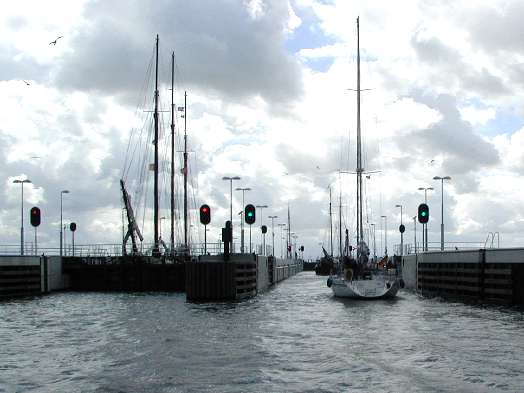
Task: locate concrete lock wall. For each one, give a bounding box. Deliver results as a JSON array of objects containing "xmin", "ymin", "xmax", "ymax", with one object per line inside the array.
[
  {"xmin": 402, "ymin": 255, "xmax": 417, "ymax": 290},
  {"xmin": 256, "ymin": 255, "xmax": 270, "ymax": 292},
  {"xmin": 47, "ymin": 257, "xmax": 69, "ymax": 291},
  {"xmin": 0, "ymin": 256, "xmax": 43, "ymax": 297}
]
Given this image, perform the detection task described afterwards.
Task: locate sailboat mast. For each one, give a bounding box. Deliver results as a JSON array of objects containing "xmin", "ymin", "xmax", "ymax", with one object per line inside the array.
[
  {"xmin": 183, "ymin": 91, "xmax": 188, "ymax": 252},
  {"xmin": 356, "ymin": 17, "xmax": 364, "ymax": 260},
  {"xmin": 329, "ymin": 186, "xmax": 333, "ymax": 257},
  {"xmin": 287, "ymin": 204, "xmax": 291, "ymax": 259},
  {"xmin": 339, "ymin": 185, "xmax": 342, "ymax": 257},
  {"xmin": 170, "ymin": 51, "xmax": 175, "ymax": 254},
  {"xmin": 153, "ymin": 34, "xmax": 160, "ymax": 255}
]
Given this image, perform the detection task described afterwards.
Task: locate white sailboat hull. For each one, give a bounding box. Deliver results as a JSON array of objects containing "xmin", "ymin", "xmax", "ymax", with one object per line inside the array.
[{"xmin": 329, "ymin": 276, "xmax": 400, "ymax": 299}]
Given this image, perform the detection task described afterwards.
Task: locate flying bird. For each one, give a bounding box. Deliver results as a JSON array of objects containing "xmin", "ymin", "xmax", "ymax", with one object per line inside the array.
[
  {"xmin": 49, "ymin": 36, "xmax": 63, "ymax": 45},
  {"xmin": 23, "ymin": 80, "xmax": 30, "ymax": 86},
  {"xmin": 429, "ymin": 159, "xmax": 435, "ymax": 165}
]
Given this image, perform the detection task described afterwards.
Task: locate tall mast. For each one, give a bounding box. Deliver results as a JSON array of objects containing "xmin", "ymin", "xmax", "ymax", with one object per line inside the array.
[
  {"xmin": 170, "ymin": 51, "xmax": 175, "ymax": 254},
  {"xmin": 183, "ymin": 91, "xmax": 188, "ymax": 252},
  {"xmin": 329, "ymin": 186, "xmax": 333, "ymax": 257},
  {"xmin": 153, "ymin": 34, "xmax": 160, "ymax": 255},
  {"xmin": 287, "ymin": 204, "xmax": 291, "ymax": 259},
  {"xmin": 356, "ymin": 17, "xmax": 364, "ymax": 261},
  {"xmin": 339, "ymin": 183, "xmax": 342, "ymax": 257}
]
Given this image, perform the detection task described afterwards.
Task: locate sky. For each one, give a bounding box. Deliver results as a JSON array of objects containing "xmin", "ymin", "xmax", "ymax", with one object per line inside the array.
[{"xmin": 2, "ymin": 0, "xmax": 524, "ymax": 259}]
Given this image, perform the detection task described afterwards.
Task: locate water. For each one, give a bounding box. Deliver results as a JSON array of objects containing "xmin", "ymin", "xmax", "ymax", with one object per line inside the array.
[{"xmin": 1, "ymin": 272, "xmax": 523, "ymax": 392}]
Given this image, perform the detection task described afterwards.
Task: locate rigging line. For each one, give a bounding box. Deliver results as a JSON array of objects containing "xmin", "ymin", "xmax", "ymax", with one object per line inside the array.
[{"xmin": 123, "ymin": 46, "xmax": 156, "ymax": 178}]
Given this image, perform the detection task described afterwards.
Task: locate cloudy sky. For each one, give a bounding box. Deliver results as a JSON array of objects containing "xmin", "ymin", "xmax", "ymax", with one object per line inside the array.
[{"xmin": 2, "ymin": 0, "xmax": 524, "ymax": 258}]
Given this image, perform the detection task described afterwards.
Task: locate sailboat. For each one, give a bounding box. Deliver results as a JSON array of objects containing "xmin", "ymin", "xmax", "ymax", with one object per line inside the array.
[{"xmin": 327, "ymin": 17, "xmax": 402, "ymax": 299}]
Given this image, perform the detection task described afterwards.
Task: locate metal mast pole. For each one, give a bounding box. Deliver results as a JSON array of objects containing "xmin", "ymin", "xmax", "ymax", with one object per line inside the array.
[
  {"xmin": 153, "ymin": 34, "xmax": 160, "ymax": 255},
  {"xmin": 356, "ymin": 16, "xmax": 364, "ymax": 262},
  {"xmin": 440, "ymin": 179, "xmax": 444, "ymax": 251},
  {"xmin": 329, "ymin": 186, "xmax": 333, "ymax": 257},
  {"xmin": 21, "ymin": 183, "xmax": 24, "ymax": 255},
  {"xmin": 183, "ymin": 91, "xmax": 188, "ymax": 252},
  {"xmin": 339, "ymin": 187, "xmax": 342, "ymax": 258},
  {"xmin": 287, "ymin": 204, "xmax": 291, "ymax": 259},
  {"xmin": 170, "ymin": 51, "xmax": 175, "ymax": 255}
]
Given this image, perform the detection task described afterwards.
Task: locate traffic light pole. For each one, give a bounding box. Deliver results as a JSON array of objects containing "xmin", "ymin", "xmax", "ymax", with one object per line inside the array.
[
  {"xmin": 204, "ymin": 224, "xmax": 207, "ymax": 254},
  {"xmin": 249, "ymin": 225, "xmax": 252, "ymax": 253},
  {"xmin": 34, "ymin": 227, "xmax": 37, "ymax": 256}
]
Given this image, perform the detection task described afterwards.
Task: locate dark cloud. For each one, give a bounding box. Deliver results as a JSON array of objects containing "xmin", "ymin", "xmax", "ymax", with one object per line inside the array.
[
  {"xmin": 53, "ymin": 0, "xmax": 303, "ymax": 106},
  {"xmin": 411, "ymin": 33, "xmax": 509, "ymax": 98},
  {"xmin": 466, "ymin": 1, "xmax": 524, "ymax": 55},
  {"xmin": 396, "ymin": 94, "xmax": 499, "ymax": 189}
]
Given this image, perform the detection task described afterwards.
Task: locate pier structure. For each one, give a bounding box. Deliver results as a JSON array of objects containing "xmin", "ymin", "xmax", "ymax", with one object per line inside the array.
[
  {"xmin": 402, "ymin": 248, "xmax": 524, "ymax": 306},
  {"xmin": 0, "ymin": 252, "xmax": 302, "ymax": 301}
]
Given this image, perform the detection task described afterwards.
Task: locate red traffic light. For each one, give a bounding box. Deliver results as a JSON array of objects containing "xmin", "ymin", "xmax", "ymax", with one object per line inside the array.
[
  {"xmin": 199, "ymin": 204, "xmax": 211, "ymax": 225},
  {"xmin": 30, "ymin": 206, "xmax": 41, "ymax": 227}
]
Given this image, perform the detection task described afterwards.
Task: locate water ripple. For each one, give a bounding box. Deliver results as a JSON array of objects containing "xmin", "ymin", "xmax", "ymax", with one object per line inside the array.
[{"xmin": 0, "ymin": 272, "xmax": 523, "ymax": 392}]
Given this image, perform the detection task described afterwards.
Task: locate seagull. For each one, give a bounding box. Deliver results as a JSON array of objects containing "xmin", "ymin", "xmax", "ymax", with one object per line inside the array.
[
  {"xmin": 429, "ymin": 159, "xmax": 435, "ymax": 166},
  {"xmin": 49, "ymin": 36, "xmax": 63, "ymax": 45},
  {"xmin": 23, "ymin": 80, "xmax": 30, "ymax": 86}
]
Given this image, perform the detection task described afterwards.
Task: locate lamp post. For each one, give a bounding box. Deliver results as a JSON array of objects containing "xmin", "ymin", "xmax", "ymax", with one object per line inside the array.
[
  {"xmin": 418, "ymin": 187, "xmax": 434, "ymax": 251},
  {"xmin": 235, "ymin": 187, "xmax": 251, "ymax": 253},
  {"xmin": 268, "ymin": 215, "xmax": 278, "ymax": 256},
  {"xmin": 222, "ymin": 176, "xmax": 240, "ymax": 252},
  {"xmin": 222, "ymin": 176, "xmax": 241, "ymax": 223},
  {"xmin": 381, "ymin": 215, "xmax": 388, "ymax": 256},
  {"xmin": 395, "ymin": 204, "xmax": 403, "ymax": 257},
  {"xmin": 277, "ymin": 223, "xmax": 286, "ymax": 258},
  {"xmin": 256, "ymin": 204, "xmax": 268, "ymax": 253},
  {"xmin": 433, "ymin": 176, "xmax": 451, "ymax": 251},
  {"xmin": 60, "ymin": 190, "xmax": 70, "ymax": 257},
  {"xmin": 13, "ymin": 179, "xmax": 32, "ymax": 255},
  {"xmin": 412, "ymin": 216, "xmax": 417, "ymax": 254}
]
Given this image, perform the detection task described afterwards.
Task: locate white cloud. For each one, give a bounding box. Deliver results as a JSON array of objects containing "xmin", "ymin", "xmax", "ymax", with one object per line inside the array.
[{"xmin": 2, "ymin": 0, "xmax": 524, "ymax": 257}]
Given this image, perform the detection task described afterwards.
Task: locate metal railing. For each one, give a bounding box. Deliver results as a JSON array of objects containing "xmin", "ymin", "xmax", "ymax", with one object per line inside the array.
[
  {"xmin": 398, "ymin": 241, "xmax": 488, "ymax": 255},
  {"xmin": 0, "ymin": 241, "xmax": 273, "ymax": 257}
]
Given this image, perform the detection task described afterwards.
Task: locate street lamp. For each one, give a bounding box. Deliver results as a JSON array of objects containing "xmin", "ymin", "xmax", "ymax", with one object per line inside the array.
[
  {"xmin": 13, "ymin": 179, "xmax": 32, "ymax": 255},
  {"xmin": 381, "ymin": 215, "xmax": 388, "ymax": 256},
  {"xmin": 277, "ymin": 223, "xmax": 286, "ymax": 258},
  {"xmin": 395, "ymin": 204, "xmax": 403, "ymax": 257},
  {"xmin": 433, "ymin": 176, "xmax": 452, "ymax": 251},
  {"xmin": 222, "ymin": 176, "xmax": 241, "ymax": 252},
  {"xmin": 235, "ymin": 187, "xmax": 251, "ymax": 253},
  {"xmin": 418, "ymin": 187, "xmax": 434, "ymax": 251},
  {"xmin": 222, "ymin": 176, "xmax": 241, "ymax": 223},
  {"xmin": 412, "ymin": 216, "xmax": 417, "ymax": 254},
  {"xmin": 60, "ymin": 190, "xmax": 70, "ymax": 257},
  {"xmin": 268, "ymin": 215, "xmax": 278, "ymax": 256},
  {"xmin": 256, "ymin": 204, "xmax": 268, "ymax": 253}
]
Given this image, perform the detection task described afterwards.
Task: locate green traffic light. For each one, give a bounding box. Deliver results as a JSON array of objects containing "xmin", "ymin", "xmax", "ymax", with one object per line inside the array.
[
  {"xmin": 421, "ymin": 212, "xmax": 427, "ymax": 216},
  {"xmin": 248, "ymin": 212, "xmax": 253, "ymax": 217}
]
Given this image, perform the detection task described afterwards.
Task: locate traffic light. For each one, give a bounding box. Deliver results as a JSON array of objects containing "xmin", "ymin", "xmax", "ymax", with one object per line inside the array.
[
  {"xmin": 30, "ymin": 207, "xmax": 41, "ymax": 227},
  {"xmin": 300, "ymin": 246, "xmax": 304, "ymax": 252},
  {"xmin": 261, "ymin": 225, "xmax": 267, "ymax": 234},
  {"xmin": 199, "ymin": 204, "xmax": 211, "ymax": 225},
  {"xmin": 245, "ymin": 204, "xmax": 255, "ymax": 225},
  {"xmin": 418, "ymin": 203, "xmax": 429, "ymax": 224},
  {"xmin": 70, "ymin": 222, "xmax": 77, "ymax": 232}
]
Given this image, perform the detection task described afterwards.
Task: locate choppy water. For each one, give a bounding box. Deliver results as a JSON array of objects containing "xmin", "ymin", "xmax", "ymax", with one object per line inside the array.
[{"xmin": 1, "ymin": 272, "xmax": 523, "ymax": 393}]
